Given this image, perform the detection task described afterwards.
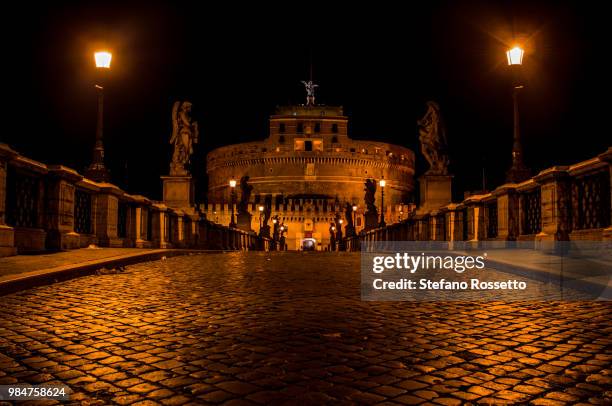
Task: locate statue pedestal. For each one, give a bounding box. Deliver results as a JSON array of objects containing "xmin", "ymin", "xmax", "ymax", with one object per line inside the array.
[
  {"xmin": 364, "ymin": 211, "xmax": 379, "ymax": 231},
  {"xmin": 161, "ymin": 176, "xmax": 195, "ymax": 210},
  {"xmin": 237, "ymin": 212, "xmax": 252, "ymax": 232},
  {"xmin": 418, "ymin": 174, "xmax": 452, "ymax": 213}
]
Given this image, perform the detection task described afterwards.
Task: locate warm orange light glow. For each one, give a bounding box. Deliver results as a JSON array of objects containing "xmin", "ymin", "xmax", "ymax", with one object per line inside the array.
[
  {"xmin": 259, "ymin": 205, "xmax": 264, "ymax": 212},
  {"xmin": 352, "ymin": 205, "xmax": 357, "ymax": 211},
  {"xmin": 94, "ymin": 51, "xmax": 112, "ymax": 68},
  {"xmin": 379, "ymin": 179, "xmax": 386, "ymax": 188},
  {"xmin": 229, "ymin": 179, "xmax": 237, "ymax": 188},
  {"xmin": 506, "ymin": 46, "xmax": 524, "ymax": 65}
]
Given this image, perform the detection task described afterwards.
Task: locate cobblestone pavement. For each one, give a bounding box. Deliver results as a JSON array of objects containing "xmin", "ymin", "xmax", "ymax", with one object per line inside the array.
[{"xmin": 0, "ymin": 252, "xmax": 610, "ymax": 405}]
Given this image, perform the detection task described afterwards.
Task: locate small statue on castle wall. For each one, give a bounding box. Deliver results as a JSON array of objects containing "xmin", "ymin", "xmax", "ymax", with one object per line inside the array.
[
  {"xmin": 417, "ymin": 101, "xmax": 449, "ymax": 175},
  {"xmin": 169, "ymin": 101, "xmax": 199, "ymax": 176}
]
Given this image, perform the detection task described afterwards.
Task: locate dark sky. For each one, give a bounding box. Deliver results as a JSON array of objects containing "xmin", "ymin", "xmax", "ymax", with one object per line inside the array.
[{"xmin": 3, "ymin": 1, "xmax": 607, "ymax": 202}]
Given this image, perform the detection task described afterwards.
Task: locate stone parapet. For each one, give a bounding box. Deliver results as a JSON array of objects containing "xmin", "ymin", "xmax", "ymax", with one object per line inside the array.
[
  {"xmin": 349, "ymin": 147, "xmax": 612, "ymax": 248},
  {"xmin": 0, "ymin": 143, "xmax": 265, "ymax": 257}
]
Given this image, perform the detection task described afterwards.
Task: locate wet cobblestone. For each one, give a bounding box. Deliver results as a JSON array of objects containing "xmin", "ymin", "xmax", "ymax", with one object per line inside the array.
[{"xmin": 0, "ymin": 252, "xmax": 610, "ymax": 405}]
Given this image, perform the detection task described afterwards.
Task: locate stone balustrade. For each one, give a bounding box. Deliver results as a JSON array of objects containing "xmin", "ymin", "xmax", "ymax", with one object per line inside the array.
[
  {"xmin": 346, "ymin": 147, "xmax": 612, "ymax": 250},
  {"xmin": 0, "ymin": 143, "xmax": 264, "ymax": 257}
]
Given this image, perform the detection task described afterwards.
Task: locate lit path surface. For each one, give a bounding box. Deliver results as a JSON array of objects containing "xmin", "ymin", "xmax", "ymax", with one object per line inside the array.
[
  {"xmin": 0, "ymin": 248, "xmax": 155, "ymax": 278},
  {"xmin": 0, "ymin": 253, "xmax": 610, "ymax": 405}
]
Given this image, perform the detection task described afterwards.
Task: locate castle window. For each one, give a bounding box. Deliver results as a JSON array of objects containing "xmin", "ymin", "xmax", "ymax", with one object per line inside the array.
[
  {"xmin": 332, "ymin": 123, "xmax": 339, "ymax": 133},
  {"xmin": 279, "ymin": 123, "xmax": 286, "ymax": 133},
  {"xmin": 314, "ymin": 122, "xmax": 321, "ymax": 133},
  {"xmin": 305, "ymin": 140, "xmax": 313, "ymax": 152},
  {"xmin": 279, "ymin": 135, "xmax": 285, "ymax": 144},
  {"xmin": 350, "ymin": 148, "xmax": 356, "ymax": 153},
  {"xmin": 331, "ymin": 136, "xmax": 338, "ymax": 143},
  {"xmin": 297, "ymin": 123, "xmax": 304, "ymax": 133}
]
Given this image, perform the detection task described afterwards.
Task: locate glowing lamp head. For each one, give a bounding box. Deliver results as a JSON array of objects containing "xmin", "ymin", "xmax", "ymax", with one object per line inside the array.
[
  {"xmin": 259, "ymin": 206, "xmax": 264, "ymax": 212},
  {"xmin": 229, "ymin": 179, "xmax": 237, "ymax": 188},
  {"xmin": 280, "ymin": 226, "xmax": 285, "ymax": 231},
  {"xmin": 339, "ymin": 219, "xmax": 343, "ymax": 224},
  {"xmin": 506, "ymin": 46, "xmax": 525, "ymax": 66},
  {"xmin": 352, "ymin": 205, "xmax": 357, "ymax": 212},
  {"xmin": 273, "ymin": 218, "xmax": 277, "ymax": 224},
  {"xmin": 331, "ymin": 226, "xmax": 336, "ymax": 231},
  {"xmin": 379, "ymin": 179, "xmax": 386, "ymax": 188},
  {"xmin": 94, "ymin": 51, "xmax": 112, "ymax": 68}
]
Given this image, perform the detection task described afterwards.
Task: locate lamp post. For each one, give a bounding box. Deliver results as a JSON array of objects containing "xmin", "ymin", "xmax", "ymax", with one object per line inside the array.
[
  {"xmin": 379, "ymin": 178, "xmax": 386, "ymax": 227},
  {"xmin": 330, "ymin": 225, "xmax": 336, "ymax": 251},
  {"xmin": 272, "ymin": 216, "xmax": 279, "ymax": 249},
  {"xmin": 279, "ymin": 225, "xmax": 286, "ymax": 250},
  {"xmin": 229, "ymin": 179, "xmax": 237, "ymax": 228},
  {"xmin": 85, "ymin": 51, "xmax": 112, "ymax": 182},
  {"xmin": 258, "ymin": 205, "xmax": 264, "ymax": 231},
  {"xmin": 505, "ymin": 45, "xmax": 530, "ymax": 183}
]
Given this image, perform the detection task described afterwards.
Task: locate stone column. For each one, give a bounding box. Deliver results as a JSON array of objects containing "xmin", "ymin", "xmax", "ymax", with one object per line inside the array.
[
  {"xmin": 493, "ymin": 185, "xmax": 519, "ymax": 241},
  {"xmin": 46, "ymin": 166, "xmax": 82, "ymax": 250},
  {"xmin": 464, "ymin": 200, "xmax": 484, "ymax": 243},
  {"xmin": 534, "ymin": 168, "xmax": 571, "ymax": 242},
  {"xmin": 153, "ymin": 205, "xmax": 172, "ymax": 249},
  {"xmin": 176, "ymin": 212, "xmax": 185, "ymax": 248},
  {"xmin": 445, "ymin": 205, "xmax": 460, "ymax": 243},
  {"xmin": 190, "ymin": 215, "xmax": 199, "ymax": 247},
  {"xmin": 429, "ymin": 212, "xmax": 439, "ymax": 241},
  {"xmin": 0, "ymin": 144, "xmax": 17, "ymax": 257},
  {"xmin": 96, "ymin": 185, "xmax": 123, "ymax": 247},
  {"xmin": 134, "ymin": 206, "xmax": 144, "ymax": 245}
]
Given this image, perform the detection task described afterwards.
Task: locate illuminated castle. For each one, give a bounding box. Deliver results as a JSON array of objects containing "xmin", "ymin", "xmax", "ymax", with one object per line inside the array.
[{"xmin": 202, "ymin": 85, "xmax": 416, "ymax": 250}]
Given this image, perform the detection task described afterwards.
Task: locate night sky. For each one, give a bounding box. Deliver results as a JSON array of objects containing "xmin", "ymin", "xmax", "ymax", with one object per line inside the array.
[{"xmin": 3, "ymin": 1, "xmax": 607, "ymax": 202}]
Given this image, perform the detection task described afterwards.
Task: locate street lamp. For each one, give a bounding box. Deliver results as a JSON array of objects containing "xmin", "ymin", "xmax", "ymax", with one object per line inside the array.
[
  {"xmin": 94, "ymin": 51, "xmax": 112, "ymax": 68},
  {"xmin": 506, "ymin": 46, "xmax": 524, "ymax": 65},
  {"xmin": 352, "ymin": 204, "xmax": 357, "ymax": 232},
  {"xmin": 85, "ymin": 51, "xmax": 112, "ymax": 182},
  {"xmin": 229, "ymin": 179, "xmax": 237, "ymax": 228},
  {"xmin": 379, "ymin": 178, "xmax": 386, "ymax": 227},
  {"xmin": 258, "ymin": 205, "xmax": 264, "ymax": 231},
  {"xmin": 505, "ymin": 45, "xmax": 530, "ymax": 183}
]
